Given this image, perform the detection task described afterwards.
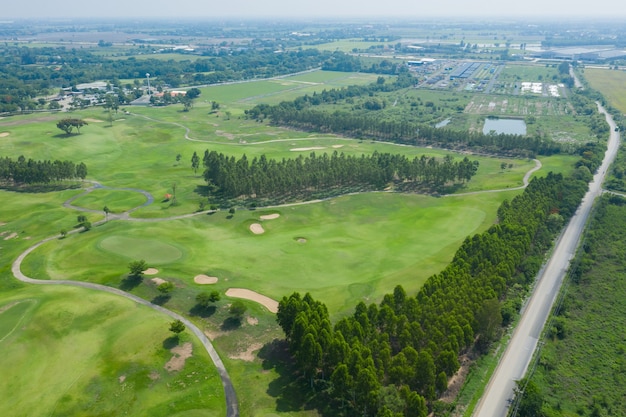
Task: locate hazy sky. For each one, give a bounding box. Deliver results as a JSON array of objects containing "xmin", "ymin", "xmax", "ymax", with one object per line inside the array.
[{"xmin": 4, "ymin": 0, "xmax": 625, "ymax": 19}]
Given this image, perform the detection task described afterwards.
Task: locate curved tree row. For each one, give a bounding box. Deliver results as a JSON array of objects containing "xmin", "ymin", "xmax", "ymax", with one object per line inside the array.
[
  {"xmin": 202, "ymin": 150, "xmax": 479, "ymax": 200},
  {"xmin": 0, "ymin": 155, "xmax": 87, "ymax": 186},
  {"xmin": 276, "ymin": 172, "xmax": 589, "ymax": 417}
]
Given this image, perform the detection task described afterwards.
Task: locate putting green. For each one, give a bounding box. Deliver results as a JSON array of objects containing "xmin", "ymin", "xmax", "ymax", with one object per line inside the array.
[{"xmin": 99, "ymin": 235, "xmax": 183, "ymax": 264}]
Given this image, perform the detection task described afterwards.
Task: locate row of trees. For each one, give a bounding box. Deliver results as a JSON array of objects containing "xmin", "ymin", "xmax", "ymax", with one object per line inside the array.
[
  {"xmin": 0, "ymin": 155, "xmax": 87, "ymax": 186},
  {"xmin": 201, "ymin": 150, "xmax": 479, "ymax": 200},
  {"xmin": 275, "ymin": 172, "xmax": 589, "ymax": 417},
  {"xmin": 247, "ymin": 103, "xmax": 562, "ymax": 159}
]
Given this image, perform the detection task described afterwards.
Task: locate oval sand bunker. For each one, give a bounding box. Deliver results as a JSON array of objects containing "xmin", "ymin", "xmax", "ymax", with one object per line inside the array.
[
  {"xmin": 249, "ymin": 223, "xmax": 265, "ymax": 234},
  {"xmin": 260, "ymin": 213, "xmax": 280, "ymax": 220},
  {"xmin": 143, "ymin": 268, "xmax": 159, "ymax": 275},
  {"xmin": 194, "ymin": 274, "xmax": 218, "ymax": 284}
]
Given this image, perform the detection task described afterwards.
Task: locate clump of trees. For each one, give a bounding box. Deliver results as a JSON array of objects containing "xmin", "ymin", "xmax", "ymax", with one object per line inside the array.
[
  {"xmin": 0, "ymin": 155, "xmax": 87, "ymax": 186},
  {"xmin": 275, "ymin": 172, "xmax": 589, "ymax": 416},
  {"xmin": 56, "ymin": 118, "xmax": 88, "ymax": 135},
  {"xmin": 202, "ymin": 150, "xmax": 479, "ymax": 202}
]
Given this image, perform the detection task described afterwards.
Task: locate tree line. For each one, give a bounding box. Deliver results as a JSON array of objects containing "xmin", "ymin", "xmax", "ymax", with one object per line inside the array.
[
  {"xmin": 275, "ymin": 172, "xmax": 589, "ymax": 417},
  {"xmin": 0, "ymin": 155, "xmax": 87, "ymax": 186},
  {"xmin": 201, "ymin": 150, "xmax": 479, "ymax": 201}
]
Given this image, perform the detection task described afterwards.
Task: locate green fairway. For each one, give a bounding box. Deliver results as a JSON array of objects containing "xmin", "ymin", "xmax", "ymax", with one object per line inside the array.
[
  {"xmin": 71, "ymin": 188, "xmax": 148, "ymax": 213},
  {"xmin": 0, "ymin": 286, "xmax": 225, "ymax": 417},
  {"xmin": 22, "ymin": 190, "xmax": 517, "ymax": 316},
  {"xmin": 99, "ymin": 235, "xmax": 184, "ymax": 264}
]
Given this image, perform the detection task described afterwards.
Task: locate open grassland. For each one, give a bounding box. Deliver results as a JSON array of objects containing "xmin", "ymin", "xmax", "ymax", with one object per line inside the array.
[
  {"xmin": 584, "ymin": 68, "xmax": 626, "ymax": 114},
  {"xmin": 529, "ymin": 198, "xmax": 626, "ymax": 416},
  {"xmin": 0, "ymin": 286, "xmax": 225, "ymax": 417},
  {"xmin": 304, "ymin": 39, "xmax": 388, "ymax": 52}
]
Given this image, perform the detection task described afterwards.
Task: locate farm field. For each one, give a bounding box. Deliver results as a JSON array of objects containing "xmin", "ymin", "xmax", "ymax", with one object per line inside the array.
[
  {"xmin": 584, "ymin": 67, "xmax": 626, "ymax": 114},
  {"xmin": 0, "ymin": 67, "xmax": 583, "ymax": 417}
]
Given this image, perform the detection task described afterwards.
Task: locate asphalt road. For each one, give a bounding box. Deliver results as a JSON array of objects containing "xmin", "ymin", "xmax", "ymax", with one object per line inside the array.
[{"xmin": 473, "ymin": 103, "xmax": 620, "ymax": 417}]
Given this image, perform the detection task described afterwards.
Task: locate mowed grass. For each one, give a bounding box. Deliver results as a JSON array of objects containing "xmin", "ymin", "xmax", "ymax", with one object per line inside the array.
[
  {"xmin": 584, "ymin": 68, "xmax": 626, "ymax": 113},
  {"xmin": 23, "ymin": 190, "xmax": 518, "ymax": 317},
  {"xmin": 0, "ymin": 286, "xmax": 225, "ymax": 417},
  {"xmin": 71, "ymin": 188, "xmax": 148, "ymax": 213}
]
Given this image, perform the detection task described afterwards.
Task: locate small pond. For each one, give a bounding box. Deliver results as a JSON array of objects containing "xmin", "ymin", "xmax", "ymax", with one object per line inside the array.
[
  {"xmin": 435, "ymin": 118, "xmax": 451, "ymax": 128},
  {"xmin": 482, "ymin": 118, "xmax": 527, "ymax": 135}
]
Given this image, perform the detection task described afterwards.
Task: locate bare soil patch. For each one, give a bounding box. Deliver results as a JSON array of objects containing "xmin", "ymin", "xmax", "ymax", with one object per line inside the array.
[
  {"xmin": 143, "ymin": 268, "xmax": 159, "ymax": 275},
  {"xmin": 3, "ymin": 232, "xmax": 17, "ymax": 240},
  {"xmin": 164, "ymin": 342, "xmax": 192, "ymax": 372},
  {"xmin": 0, "ymin": 132, "xmax": 9, "ymax": 137},
  {"xmin": 118, "ymin": 375, "xmax": 126, "ymax": 383},
  {"xmin": 249, "ymin": 223, "xmax": 265, "ymax": 234},
  {"xmin": 440, "ymin": 354, "xmax": 471, "ymax": 403},
  {"xmin": 194, "ymin": 274, "xmax": 218, "ymax": 284},
  {"xmin": 83, "ymin": 118, "xmax": 104, "ymax": 123},
  {"xmin": 150, "ymin": 277, "xmax": 167, "ymax": 286},
  {"xmin": 229, "ymin": 342, "xmax": 263, "ymax": 362},
  {"xmin": 290, "ymin": 146, "xmax": 325, "ymax": 151},
  {"xmin": 246, "ymin": 316, "xmax": 259, "ymax": 326},
  {"xmin": 260, "ymin": 213, "xmax": 280, "ymax": 220},
  {"xmin": 0, "ymin": 222, "xmax": 6, "ymax": 226},
  {"xmin": 226, "ymin": 288, "xmax": 279, "ymax": 313}
]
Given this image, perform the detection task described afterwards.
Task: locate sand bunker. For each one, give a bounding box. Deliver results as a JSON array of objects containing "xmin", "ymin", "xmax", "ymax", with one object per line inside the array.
[
  {"xmin": 194, "ymin": 274, "xmax": 218, "ymax": 284},
  {"xmin": 0, "ymin": 132, "xmax": 9, "ymax": 137},
  {"xmin": 150, "ymin": 277, "xmax": 167, "ymax": 286},
  {"xmin": 3, "ymin": 232, "xmax": 17, "ymax": 240},
  {"xmin": 165, "ymin": 342, "xmax": 192, "ymax": 372},
  {"xmin": 260, "ymin": 213, "xmax": 280, "ymax": 220},
  {"xmin": 226, "ymin": 288, "xmax": 279, "ymax": 313},
  {"xmin": 290, "ymin": 146, "xmax": 325, "ymax": 152},
  {"xmin": 83, "ymin": 118, "xmax": 103, "ymax": 123},
  {"xmin": 297, "ymin": 238, "xmax": 307, "ymax": 244},
  {"xmin": 143, "ymin": 268, "xmax": 159, "ymax": 275},
  {"xmin": 249, "ymin": 223, "xmax": 265, "ymax": 234},
  {"xmin": 332, "ymin": 144, "xmax": 344, "ymax": 148}
]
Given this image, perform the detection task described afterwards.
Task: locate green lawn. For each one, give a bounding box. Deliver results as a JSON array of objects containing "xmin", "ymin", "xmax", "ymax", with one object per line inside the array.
[
  {"xmin": 0, "ymin": 286, "xmax": 225, "ymax": 417},
  {"xmin": 584, "ymin": 68, "xmax": 626, "ymax": 114}
]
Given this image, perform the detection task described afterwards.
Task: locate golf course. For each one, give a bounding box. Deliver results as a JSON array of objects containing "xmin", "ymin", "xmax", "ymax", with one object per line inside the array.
[{"xmin": 0, "ymin": 67, "xmax": 582, "ymax": 416}]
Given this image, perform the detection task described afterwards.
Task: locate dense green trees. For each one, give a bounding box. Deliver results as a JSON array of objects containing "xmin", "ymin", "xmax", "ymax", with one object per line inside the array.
[
  {"xmin": 0, "ymin": 155, "xmax": 87, "ymax": 186},
  {"xmin": 276, "ymin": 172, "xmax": 588, "ymax": 416},
  {"xmin": 202, "ymin": 150, "xmax": 478, "ymax": 202}
]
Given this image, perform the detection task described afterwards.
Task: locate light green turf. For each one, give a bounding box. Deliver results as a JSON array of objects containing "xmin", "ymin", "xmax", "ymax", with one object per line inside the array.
[
  {"xmin": 99, "ymin": 235, "xmax": 184, "ymax": 264},
  {"xmin": 0, "ymin": 286, "xmax": 224, "ymax": 417},
  {"xmin": 584, "ymin": 68, "xmax": 626, "ymax": 114},
  {"xmin": 71, "ymin": 188, "xmax": 148, "ymax": 213},
  {"xmin": 23, "ymin": 190, "xmax": 518, "ymax": 316}
]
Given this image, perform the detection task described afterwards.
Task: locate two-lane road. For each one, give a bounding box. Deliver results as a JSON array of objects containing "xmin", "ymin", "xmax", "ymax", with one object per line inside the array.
[{"xmin": 473, "ymin": 103, "xmax": 620, "ymax": 417}]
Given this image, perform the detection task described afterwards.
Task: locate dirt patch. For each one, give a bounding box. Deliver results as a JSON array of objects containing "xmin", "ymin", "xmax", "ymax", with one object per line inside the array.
[
  {"xmin": 440, "ymin": 354, "xmax": 471, "ymax": 403},
  {"xmin": 150, "ymin": 277, "xmax": 167, "ymax": 286},
  {"xmin": 216, "ymin": 130, "xmax": 236, "ymax": 141},
  {"xmin": 149, "ymin": 371, "xmax": 160, "ymax": 381},
  {"xmin": 290, "ymin": 146, "xmax": 325, "ymax": 152},
  {"xmin": 226, "ymin": 288, "xmax": 278, "ymax": 313},
  {"xmin": 229, "ymin": 342, "xmax": 263, "ymax": 362},
  {"xmin": 249, "ymin": 223, "xmax": 265, "ymax": 234},
  {"xmin": 246, "ymin": 316, "xmax": 259, "ymax": 326},
  {"xmin": 0, "ymin": 132, "xmax": 9, "ymax": 137},
  {"xmin": 143, "ymin": 268, "xmax": 159, "ymax": 275},
  {"xmin": 194, "ymin": 274, "xmax": 218, "ymax": 284},
  {"xmin": 83, "ymin": 118, "xmax": 103, "ymax": 123},
  {"xmin": 3, "ymin": 232, "xmax": 17, "ymax": 240},
  {"xmin": 260, "ymin": 213, "xmax": 280, "ymax": 220},
  {"xmin": 0, "ymin": 222, "xmax": 6, "ymax": 226},
  {"xmin": 118, "ymin": 375, "xmax": 126, "ymax": 383},
  {"xmin": 205, "ymin": 329, "xmax": 226, "ymax": 341},
  {"xmin": 164, "ymin": 342, "xmax": 193, "ymax": 372}
]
